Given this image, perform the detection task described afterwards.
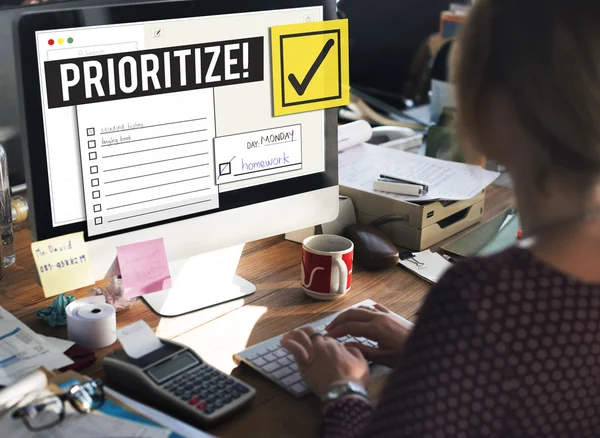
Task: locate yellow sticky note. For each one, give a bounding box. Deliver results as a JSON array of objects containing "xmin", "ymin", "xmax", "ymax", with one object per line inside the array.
[
  {"xmin": 271, "ymin": 19, "xmax": 350, "ymax": 116},
  {"xmin": 31, "ymin": 232, "xmax": 95, "ymax": 297}
]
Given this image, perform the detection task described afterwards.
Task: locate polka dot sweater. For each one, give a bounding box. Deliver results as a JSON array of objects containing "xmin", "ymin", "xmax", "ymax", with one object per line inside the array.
[{"xmin": 321, "ymin": 246, "xmax": 600, "ymax": 438}]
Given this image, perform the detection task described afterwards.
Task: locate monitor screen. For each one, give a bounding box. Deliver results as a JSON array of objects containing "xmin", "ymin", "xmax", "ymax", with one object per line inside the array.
[{"xmin": 17, "ymin": 1, "xmax": 335, "ymax": 241}]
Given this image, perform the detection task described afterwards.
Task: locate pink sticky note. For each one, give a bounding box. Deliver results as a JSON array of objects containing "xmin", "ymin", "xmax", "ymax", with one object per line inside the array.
[{"xmin": 116, "ymin": 238, "xmax": 172, "ymax": 298}]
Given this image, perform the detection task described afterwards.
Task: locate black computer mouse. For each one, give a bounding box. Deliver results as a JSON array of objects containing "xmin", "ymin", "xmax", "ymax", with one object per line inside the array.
[{"xmin": 345, "ymin": 224, "xmax": 399, "ymax": 271}]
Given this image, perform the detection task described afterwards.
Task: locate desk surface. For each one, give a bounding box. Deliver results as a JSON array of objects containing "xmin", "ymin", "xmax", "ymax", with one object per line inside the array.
[{"xmin": 0, "ymin": 185, "xmax": 512, "ymax": 437}]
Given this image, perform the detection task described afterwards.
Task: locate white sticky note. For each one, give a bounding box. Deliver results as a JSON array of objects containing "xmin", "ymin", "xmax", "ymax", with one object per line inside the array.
[{"xmin": 116, "ymin": 320, "xmax": 163, "ymax": 359}]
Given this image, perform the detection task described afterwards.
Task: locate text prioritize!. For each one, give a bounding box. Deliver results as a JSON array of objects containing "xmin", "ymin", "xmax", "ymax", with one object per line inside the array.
[{"xmin": 44, "ymin": 37, "xmax": 264, "ymax": 108}]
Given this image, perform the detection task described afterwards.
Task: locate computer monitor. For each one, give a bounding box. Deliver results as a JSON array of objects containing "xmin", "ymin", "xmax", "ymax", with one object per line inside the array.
[{"xmin": 15, "ymin": 0, "xmax": 339, "ymax": 316}]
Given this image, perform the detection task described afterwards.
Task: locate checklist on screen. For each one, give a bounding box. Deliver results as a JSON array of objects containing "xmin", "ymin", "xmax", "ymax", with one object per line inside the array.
[
  {"xmin": 35, "ymin": 6, "xmax": 328, "ymax": 237},
  {"xmin": 76, "ymin": 90, "xmax": 219, "ymax": 236}
]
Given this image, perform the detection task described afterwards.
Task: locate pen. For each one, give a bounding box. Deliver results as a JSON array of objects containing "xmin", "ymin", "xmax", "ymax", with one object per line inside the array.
[{"xmin": 442, "ymin": 254, "xmax": 458, "ymax": 263}]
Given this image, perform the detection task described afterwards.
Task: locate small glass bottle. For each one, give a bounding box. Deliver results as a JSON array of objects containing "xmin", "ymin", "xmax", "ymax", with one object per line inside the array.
[{"xmin": 0, "ymin": 144, "xmax": 15, "ymax": 267}]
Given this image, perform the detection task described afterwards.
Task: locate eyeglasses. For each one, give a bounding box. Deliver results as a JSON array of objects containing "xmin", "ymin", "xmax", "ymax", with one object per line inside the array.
[{"xmin": 12, "ymin": 379, "xmax": 105, "ymax": 431}]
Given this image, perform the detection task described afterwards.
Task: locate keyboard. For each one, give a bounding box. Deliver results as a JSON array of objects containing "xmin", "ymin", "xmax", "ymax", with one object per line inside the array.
[{"xmin": 233, "ymin": 299, "xmax": 413, "ymax": 397}]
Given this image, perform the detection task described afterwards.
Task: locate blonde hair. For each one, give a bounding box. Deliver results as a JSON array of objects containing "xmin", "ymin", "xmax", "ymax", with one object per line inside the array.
[{"xmin": 451, "ymin": 0, "xmax": 600, "ymax": 174}]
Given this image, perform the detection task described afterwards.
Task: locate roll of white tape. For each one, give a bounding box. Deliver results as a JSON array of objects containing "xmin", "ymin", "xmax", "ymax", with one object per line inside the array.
[{"xmin": 66, "ymin": 296, "xmax": 117, "ymax": 349}]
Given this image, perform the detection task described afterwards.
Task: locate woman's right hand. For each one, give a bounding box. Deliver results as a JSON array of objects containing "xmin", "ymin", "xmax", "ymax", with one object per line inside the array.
[{"xmin": 325, "ymin": 304, "xmax": 413, "ymax": 368}]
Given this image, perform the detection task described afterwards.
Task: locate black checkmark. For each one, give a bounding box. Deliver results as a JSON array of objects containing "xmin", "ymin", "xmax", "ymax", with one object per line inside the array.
[{"xmin": 288, "ymin": 38, "xmax": 335, "ymax": 96}]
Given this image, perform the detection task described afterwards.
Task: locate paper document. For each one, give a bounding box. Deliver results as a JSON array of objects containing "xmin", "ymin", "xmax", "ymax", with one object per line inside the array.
[
  {"xmin": 398, "ymin": 250, "xmax": 453, "ymax": 284},
  {"xmin": 39, "ymin": 335, "xmax": 75, "ymax": 353},
  {"xmin": 107, "ymin": 388, "xmax": 216, "ymax": 438},
  {"xmin": 116, "ymin": 320, "xmax": 163, "ymax": 359},
  {"xmin": 339, "ymin": 143, "xmax": 499, "ymax": 202},
  {"xmin": 1, "ymin": 388, "xmax": 169, "ymax": 438},
  {"xmin": 0, "ymin": 307, "xmax": 73, "ymax": 386},
  {"xmin": 76, "ymin": 90, "xmax": 219, "ymax": 236}
]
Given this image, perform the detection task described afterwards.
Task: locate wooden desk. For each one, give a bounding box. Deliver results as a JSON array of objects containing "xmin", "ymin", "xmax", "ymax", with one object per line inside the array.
[{"xmin": 0, "ymin": 185, "xmax": 512, "ymax": 437}]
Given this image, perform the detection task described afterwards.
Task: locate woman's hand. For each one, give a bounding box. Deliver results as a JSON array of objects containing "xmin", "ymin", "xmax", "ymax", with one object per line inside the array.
[
  {"xmin": 325, "ymin": 304, "xmax": 413, "ymax": 368},
  {"xmin": 281, "ymin": 326, "xmax": 369, "ymax": 398}
]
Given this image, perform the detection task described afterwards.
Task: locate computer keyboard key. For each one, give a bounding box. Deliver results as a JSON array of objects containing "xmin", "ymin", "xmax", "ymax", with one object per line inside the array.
[
  {"xmin": 188, "ymin": 396, "xmax": 200, "ymax": 405},
  {"xmin": 262, "ymin": 362, "xmax": 281, "ymax": 373},
  {"xmin": 246, "ymin": 352, "xmax": 259, "ymax": 361},
  {"xmin": 263, "ymin": 353, "xmax": 277, "ymax": 362},
  {"xmin": 267, "ymin": 345, "xmax": 280, "ymax": 352},
  {"xmin": 272, "ymin": 367, "xmax": 294, "ymax": 380},
  {"xmin": 196, "ymin": 401, "xmax": 208, "ymax": 411},
  {"xmin": 282, "ymin": 372, "xmax": 302, "ymax": 387},
  {"xmin": 277, "ymin": 357, "xmax": 292, "ymax": 367},
  {"xmin": 290, "ymin": 362, "xmax": 298, "ymax": 371},
  {"xmin": 274, "ymin": 349, "xmax": 288, "ymax": 358},
  {"xmin": 258, "ymin": 349, "xmax": 269, "ymax": 356},
  {"xmin": 291, "ymin": 382, "xmax": 307, "ymax": 395}
]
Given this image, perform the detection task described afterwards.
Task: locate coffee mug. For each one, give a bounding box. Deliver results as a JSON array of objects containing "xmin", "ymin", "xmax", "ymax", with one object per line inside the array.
[{"xmin": 301, "ymin": 234, "xmax": 353, "ymax": 300}]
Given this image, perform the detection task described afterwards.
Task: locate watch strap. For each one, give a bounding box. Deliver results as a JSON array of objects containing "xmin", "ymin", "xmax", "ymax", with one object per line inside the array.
[{"xmin": 321, "ymin": 381, "xmax": 370, "ymax": 405}]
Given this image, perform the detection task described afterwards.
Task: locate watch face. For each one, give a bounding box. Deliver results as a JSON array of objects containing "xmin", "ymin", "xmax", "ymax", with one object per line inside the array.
[{"xmin": 324, "ymin": 381, "xmax": 367, "ymax": 402}]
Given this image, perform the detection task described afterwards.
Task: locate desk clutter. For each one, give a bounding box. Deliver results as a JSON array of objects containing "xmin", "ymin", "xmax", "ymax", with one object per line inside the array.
[
  {"xmin": 0, "ymin": 302, "xmax": 256, "ymax": 433},
  {"xmin": 339, "ymin": 141, "xmax": 499, "ymax": 252},
  {"xmin": 0, "ymin": 368, "xmax": 214, "ymax": 437}
]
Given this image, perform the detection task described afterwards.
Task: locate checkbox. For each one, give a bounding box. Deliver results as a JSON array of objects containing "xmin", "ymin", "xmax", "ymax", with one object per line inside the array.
[
  {"xmin": 90, "ymin": 166, "xmax": 98, "ymax": 174},
  {"xmin": 94, "ymin": 217, "xmax": 103, "ymax": 225},
  {"xmin": 87, "ymin": 128, "xmax": 95, "ymax": 136},
  {"xmin": 93, "ymin": 204, "xmax": 102, "ymax": 213},
  {"xmin": 91, "ymin": 178, "xmax": 99, "ymax": 187},
  {"xmin": 92, "ymin": 190, "xmax": 100, "ymax": 199},
  {"xmin": 88, "ymin": 140, "xmax": 96, "ymax": 149},
  {"xmin": 219, "ymin": 162, "xmax": 231, "ymax": 176},
  {"xmin": 89, "ymin": 152, "xmax": 97, "ymax": 160}
]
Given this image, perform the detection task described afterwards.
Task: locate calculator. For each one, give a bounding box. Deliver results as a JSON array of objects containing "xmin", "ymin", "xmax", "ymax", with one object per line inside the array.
[{"xmin": 103, "ymin": 338, "xmax": 255, "ymax": 426}]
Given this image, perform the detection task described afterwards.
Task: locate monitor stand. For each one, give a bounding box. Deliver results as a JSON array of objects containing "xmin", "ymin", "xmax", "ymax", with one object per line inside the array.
[{"xmin": 142, "ymin": 244, "xmax": 256, "ymax": 317}]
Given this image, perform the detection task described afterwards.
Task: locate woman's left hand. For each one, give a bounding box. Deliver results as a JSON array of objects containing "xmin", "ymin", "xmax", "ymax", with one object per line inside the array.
[{"xmin": 280, "ymin": 326, "xmax": 369, "ymax": 398}]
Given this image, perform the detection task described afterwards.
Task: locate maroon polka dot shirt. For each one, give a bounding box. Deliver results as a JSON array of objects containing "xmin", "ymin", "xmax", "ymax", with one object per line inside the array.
[{"xmin": 321, "ymin": 246, "xmax": 600, "ymax": 438}]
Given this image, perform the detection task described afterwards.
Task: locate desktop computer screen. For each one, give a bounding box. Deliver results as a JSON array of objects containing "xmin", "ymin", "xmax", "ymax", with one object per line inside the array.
[{"xmin": 15, "ymin": 0, "xmax": 339, "ymax": 315}]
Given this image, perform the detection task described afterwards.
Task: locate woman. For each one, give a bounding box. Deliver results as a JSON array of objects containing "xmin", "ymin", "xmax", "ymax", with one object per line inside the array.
[{"xmin": 281, "ymin": 1, "xmax": 600, "ymax": 436}]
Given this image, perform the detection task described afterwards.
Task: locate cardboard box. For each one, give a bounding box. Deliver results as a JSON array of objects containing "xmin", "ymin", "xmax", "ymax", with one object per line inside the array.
[{"xmin": 339, "ymin": 185, "xmax": 485, "ymax": 251}]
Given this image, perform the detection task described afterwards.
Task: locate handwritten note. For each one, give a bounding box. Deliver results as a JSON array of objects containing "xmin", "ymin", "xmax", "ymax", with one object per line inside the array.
[
  {"xmin": 213, "ymin": 125, "xmax": 303, "ymax": 185},
  {"xmin": 31, "ymin": 232, "xmax": 95, "ymax": 298},
  {"xmin": 116, "ymin": 238, "xmax": 172, "ymax": 299}
]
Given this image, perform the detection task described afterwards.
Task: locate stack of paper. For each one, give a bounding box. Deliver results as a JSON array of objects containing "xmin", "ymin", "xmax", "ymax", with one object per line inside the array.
[
  {"xmin": 339, "ymin": 143, "xmax": 499, "ymax": 202},
  {"xmin": 0, "ymin": 307, "xmax": 73, "ymax": 386}
]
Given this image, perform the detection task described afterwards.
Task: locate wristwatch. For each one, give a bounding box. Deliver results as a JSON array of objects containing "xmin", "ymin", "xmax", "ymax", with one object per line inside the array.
[{"xmin": 321, "ymin": 381, "xmax": 370, "ymax": 405}]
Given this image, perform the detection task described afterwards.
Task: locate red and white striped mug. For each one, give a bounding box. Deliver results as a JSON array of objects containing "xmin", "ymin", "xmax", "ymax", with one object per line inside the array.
[{"xmin": 301, "ymin": 234, "xmax": 353, "ymax": 300}]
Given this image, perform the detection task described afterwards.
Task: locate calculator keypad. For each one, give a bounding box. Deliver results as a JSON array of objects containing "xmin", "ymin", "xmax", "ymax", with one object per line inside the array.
[{"xmin": 163, "ymin": 364, "xmax": 250, "ymax": 415}]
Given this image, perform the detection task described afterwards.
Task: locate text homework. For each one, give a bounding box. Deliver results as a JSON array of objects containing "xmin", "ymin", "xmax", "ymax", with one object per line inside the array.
[{"xmin": 44, "ymin": 37, "xmax": 264, "ymax": 108}]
